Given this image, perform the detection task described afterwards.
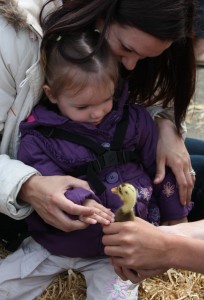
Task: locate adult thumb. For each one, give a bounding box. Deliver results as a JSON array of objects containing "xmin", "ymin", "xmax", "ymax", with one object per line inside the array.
[{"xmin": 154, "ymin": 159, "xmax": 166, "ymax": 184}]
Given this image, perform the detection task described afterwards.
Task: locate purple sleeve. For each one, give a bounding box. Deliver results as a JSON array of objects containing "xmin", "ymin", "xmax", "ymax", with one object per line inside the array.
[
  {"xmin": 65, "ymin": 187, "xmax": 101, "ymax": 206},
  {"xmin": 154, "ymin": 167, "xmax": 192, "ymax": 222},
  {"xmin": 64, "ymin": 188, "xmax": 101, "ymax": 220}
]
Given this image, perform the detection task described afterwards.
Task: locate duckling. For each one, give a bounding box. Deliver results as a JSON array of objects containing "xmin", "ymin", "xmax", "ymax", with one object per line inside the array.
[{"xmin": 111, "ymin": 183, "xmax": 137, "ymax": 222}]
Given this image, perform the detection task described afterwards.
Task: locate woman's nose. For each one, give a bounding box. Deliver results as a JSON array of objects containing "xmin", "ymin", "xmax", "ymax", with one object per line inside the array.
[{"xmin": 121, "ymin": 55, "xmax": 139, "ymax": 70}]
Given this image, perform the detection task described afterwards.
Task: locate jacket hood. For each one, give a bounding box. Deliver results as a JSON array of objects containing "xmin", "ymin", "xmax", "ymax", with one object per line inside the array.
[
  {"xmin": 0, "ymin": 0, "xmax": 27, "ymax": 29},
  {"xmin": 0, "ymin": 0, "xmax": 62, "ymax": 34}
]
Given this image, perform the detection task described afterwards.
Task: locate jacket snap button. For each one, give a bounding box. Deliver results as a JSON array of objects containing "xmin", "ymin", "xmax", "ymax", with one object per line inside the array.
[
  {"xmin": 106, "ymin": 172, "xmax": 119, "ymax": 184},
  {"xmin": 101, "ymin": 142, "xmax": 110, "ymax": 149}
]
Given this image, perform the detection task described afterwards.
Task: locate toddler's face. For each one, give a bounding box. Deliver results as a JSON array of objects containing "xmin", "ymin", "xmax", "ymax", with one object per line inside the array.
[{"xmin": 54, "ymin": 81, "xmax": 115, "ymax": 125}]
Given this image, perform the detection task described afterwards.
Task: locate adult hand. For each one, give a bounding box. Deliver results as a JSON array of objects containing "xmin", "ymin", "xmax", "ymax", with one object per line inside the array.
[
  {"xmin": 154, "ymin": 118, "xmax": 195, "ymax": 205},
  {"xmin": 19, "ymin": 175, "xmax": 95, "ymax": 231},
  {"xmin": 103, "ymin": 218, "xmax": 204, "ymax": 276},
  {"xmin": 102, "ymin": 218, "xmax": 171, "ymax": 271},
  {"xmin": 113, "ymin": 265, "xmax": 167, "ymax": 283}
]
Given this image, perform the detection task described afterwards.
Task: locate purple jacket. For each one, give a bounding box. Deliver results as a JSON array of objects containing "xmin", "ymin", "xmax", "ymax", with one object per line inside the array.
[{"xmin": 18, "ymin": 84, "xmax": 190, "ymax": 257}]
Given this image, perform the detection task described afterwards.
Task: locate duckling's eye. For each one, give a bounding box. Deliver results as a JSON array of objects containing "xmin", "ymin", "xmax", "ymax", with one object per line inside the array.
[{"xmin": 119, "ymin": 187, "xmax": 122, "ymax": 194}]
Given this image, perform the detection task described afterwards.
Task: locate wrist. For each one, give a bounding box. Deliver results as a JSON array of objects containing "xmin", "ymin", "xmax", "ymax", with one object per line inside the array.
[
  {"xmin": 156, "ymin": 117, "xmax": 183, "ymax": 142},
  {"xmin": 163, "ymin": 234, "xmax": 180, "ymax": 269},
  {"xmin": 157, "ymin": 233, "xmax": 176, "ymax": 269},
  {"xmin": 18, "ymin": 174, "xmax": 40, "ymax": 204},
  {"xmin": 155, "ymin": 117, "xmax": 175, "ymax": 130},
  {"xmin": 164, "ymin": 233, "xmax": 193, "ymax": 270}
]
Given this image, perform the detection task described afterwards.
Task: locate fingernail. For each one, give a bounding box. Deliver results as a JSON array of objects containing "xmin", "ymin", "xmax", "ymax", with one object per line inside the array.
[{"xmin": 104, "ymin": 220, "xmax": 110, "ymax": 225}]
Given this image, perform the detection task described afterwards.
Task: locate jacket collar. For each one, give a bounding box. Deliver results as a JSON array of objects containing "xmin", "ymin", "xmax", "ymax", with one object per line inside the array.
[{"xmin": 0, "ymin": 0, "xmax": 62, "ymax": 36}]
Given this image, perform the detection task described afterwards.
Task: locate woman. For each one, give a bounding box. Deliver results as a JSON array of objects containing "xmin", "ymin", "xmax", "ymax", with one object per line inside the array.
[{"xmin": 0, "ymin": 0, "xmax": 198, "ymax": 239}]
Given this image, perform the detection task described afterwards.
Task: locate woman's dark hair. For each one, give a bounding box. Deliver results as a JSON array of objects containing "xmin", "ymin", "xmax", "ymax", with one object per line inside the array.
[{"xmin": 40, "ymin": 0, "xmax": 197, "ymax": 132}]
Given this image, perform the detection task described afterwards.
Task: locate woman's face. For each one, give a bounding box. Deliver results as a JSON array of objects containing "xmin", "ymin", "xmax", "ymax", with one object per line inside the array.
[{"xmin": 101, "ymin": 22, "xmax": 172, "ymax": 70}]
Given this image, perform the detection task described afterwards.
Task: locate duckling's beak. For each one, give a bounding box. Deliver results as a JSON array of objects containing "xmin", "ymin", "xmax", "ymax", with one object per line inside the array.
[{"xmin": 111, "ymin": 187, "xmax": 118, "ymax": 194}]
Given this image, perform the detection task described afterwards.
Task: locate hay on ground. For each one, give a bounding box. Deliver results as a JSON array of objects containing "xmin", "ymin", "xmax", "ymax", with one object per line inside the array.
[
  {"xmin": 38, "ymin": 270, "xmax": 86, "ymax": 300},
  {"xmin": 1, "ymin": 244, "xmax": 204, "ymax": 299},
  {"xmin": 38, "ymin": 267, "xmax": 204, "ymax": 300},
  {"xmin": 139, "ymin": 268, "xmax": 204, "ymax": 300}
]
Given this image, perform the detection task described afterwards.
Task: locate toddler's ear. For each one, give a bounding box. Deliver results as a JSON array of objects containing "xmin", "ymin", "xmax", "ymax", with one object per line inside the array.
[{"xmin": 43, "ymin": 85, "xmax": 57, "ymax": 103}]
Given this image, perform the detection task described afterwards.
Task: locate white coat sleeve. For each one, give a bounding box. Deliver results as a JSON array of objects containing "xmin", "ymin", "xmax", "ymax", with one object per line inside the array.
[
  {"xmin": 0, "ymin": 155, "xmax": 39, "ymax": 219},
  {"xmin": 0, "ymin": 17, "xmax": 40, "ymax": 219},
  {"xmin": 146, "ymin": 105, "xmax": 175, "ymax": 122},
  {"xmin": 146, "ymin": 105, "xmax": 187, "ymax": 138}
]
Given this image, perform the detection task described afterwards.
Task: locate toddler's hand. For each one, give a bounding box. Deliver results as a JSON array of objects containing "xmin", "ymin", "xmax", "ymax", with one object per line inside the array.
[{"xmin": 80, "ymin": 199, "xmax": 115, "ymax": 225}]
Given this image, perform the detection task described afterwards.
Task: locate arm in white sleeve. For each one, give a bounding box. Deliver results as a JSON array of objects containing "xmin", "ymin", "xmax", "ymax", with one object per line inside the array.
[
  {"xmin": 0, "ymin": 155, "xmax": 40, "ymax": 219},
  {"xmin": 146, "ymin": 105, "xmax": 175, "ymax": 121},
  {"xmin": 0, "ymin": 16, "xmax": 41, "ymax": 219}
]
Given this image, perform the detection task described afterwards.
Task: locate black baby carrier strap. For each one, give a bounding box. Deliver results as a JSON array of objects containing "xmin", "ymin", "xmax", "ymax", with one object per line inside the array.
[{"xmin": 37, "ymin": 106, "xmax": 140, "ymax": 195}]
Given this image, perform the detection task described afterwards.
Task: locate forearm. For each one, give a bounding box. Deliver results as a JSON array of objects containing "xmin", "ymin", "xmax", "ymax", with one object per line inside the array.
[
  {"xmin": 103, "ymin": 218, "xmax": 204, "ymax": 274},
  {"xmin": 166, "ymin": 232, "xmax": 204, "ymax": 273},
  {"xmin": 160, "ymin": 220, "xmax": 204, "ymax": 240},
  {"xmin": 161, "ymin": 221, "xmax": 204, "ymax": 273}
]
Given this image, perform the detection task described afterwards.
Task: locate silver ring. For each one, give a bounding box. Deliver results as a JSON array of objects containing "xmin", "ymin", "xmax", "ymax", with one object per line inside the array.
[{"xmin": 189, "ymin": 169, "xmax": 196, "ymax": 176}]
